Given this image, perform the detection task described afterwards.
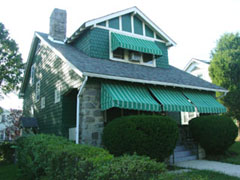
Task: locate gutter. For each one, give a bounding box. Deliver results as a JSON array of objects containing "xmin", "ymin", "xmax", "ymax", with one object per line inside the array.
[{"xmin": 75, "ymin": 76, "xmax": 88, "ymax": 144}]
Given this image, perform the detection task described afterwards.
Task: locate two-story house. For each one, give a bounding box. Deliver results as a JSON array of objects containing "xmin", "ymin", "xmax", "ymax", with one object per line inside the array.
[{"xmin": 20, "ymin": 7, "xmax": 227, "ymax": 161}]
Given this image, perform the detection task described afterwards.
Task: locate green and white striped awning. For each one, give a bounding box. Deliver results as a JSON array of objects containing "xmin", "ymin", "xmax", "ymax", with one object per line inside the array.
[
  {"xmin": 101, "ymin": 82, "xmax": 161, "ymax": 112},
  {"xmin": 182, "ymin": 90, "xmax": 227, "ymax": 113},
  {"xmin": 111, "ymin": 32, "xmax": 162, "ymax": 56},
  {"xmin": 149, "ymin": 86, "xmax": 195, "ymax": 112}
]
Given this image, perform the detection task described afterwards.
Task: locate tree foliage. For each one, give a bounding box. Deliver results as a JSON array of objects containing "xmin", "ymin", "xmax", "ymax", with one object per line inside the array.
[
  {"xmin": 209, "ymin": 33, "xmax": 240, "ymax": 119},
  {"xmin": 0, "ymin": 22, "xmax": 24, "ymax": 94}
]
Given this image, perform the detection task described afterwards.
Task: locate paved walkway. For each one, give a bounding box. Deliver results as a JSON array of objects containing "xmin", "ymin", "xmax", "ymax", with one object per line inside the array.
[{"xmin": 175, "ymin": 160, "xmax": 240, "ymax": 178}]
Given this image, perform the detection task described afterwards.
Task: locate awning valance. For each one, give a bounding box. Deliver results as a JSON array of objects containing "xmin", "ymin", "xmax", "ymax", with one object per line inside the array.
[
  {"xmin": 149, "ymin": 86, "xmax": 195, "ymax": 112},
  {"xmin": 182, "ymin": 90, "xmax": 227, "ymax": 113},
  {"xmin": 111, "ymin": 32, "xmax": 162, "ymax": 56},
  {"xmin": 101, "ymin": 82, "xmax": 161, "ymax": 112}
]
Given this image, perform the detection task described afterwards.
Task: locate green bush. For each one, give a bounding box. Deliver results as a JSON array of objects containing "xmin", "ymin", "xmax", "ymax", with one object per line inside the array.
[
  {"xmin": 16, "ymin": 134, "xmax": 113, "ymax": 180},
  {"xmin": 0, "ymin": 141, "xmax": 15, "ymax": 163},
  {"xmin": 189, "ymin": 115, "xmax": 238, "ymax": 155},
  {"xmin": 89, "ymin": 154, "xmax": 166, "ymax": 180},
  {"xmin": 102, "ymin": 115, "xmax": 179, "ymax": 161}
]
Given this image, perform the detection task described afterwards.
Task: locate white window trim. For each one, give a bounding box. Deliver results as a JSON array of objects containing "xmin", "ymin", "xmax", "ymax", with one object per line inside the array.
[
  {"xmin": 30, "ymin": 64, "xmax": 35, "ymax": 86},
  {"xmin": 35, "ymin": 80, "xmax": 40, "ymax": 102},
  {"xmin": 181, "ymin": 111, "xmax": 199, "ymax": 125},
  {"xmin": 54, "ymin": 82, "xmax": 61, "ymax": 103},
  {"xmin": 109, "ymin": 31, "xmax": 156, "ymax": 67},
  {"xmin": 41, "ymin": 97, "xmax": 45, "ymax": 109},
  {"xmin": 95, "ymin": 25, "xmax": 166, "ymax": 43}
]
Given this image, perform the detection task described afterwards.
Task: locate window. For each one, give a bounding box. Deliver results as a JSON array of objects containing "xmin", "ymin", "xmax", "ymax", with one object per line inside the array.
[
  {"xmin": 31, "ymin": 106, "xmax": 34, "ymax": 117},
  {"xmin": 41, "ymin": 97, "xmax": 45, "ymax": 109},
  {"xmin": 55, "ymin": 82, "xmax": 61, "ymax": 103},
  {"xmin": 113, "ymin": 48, "xmax": 124, "ymax": 59},
  {"xmin": 35, "ymin": 80, "xmax": 40, "ymax": 102},
  {"xmin": 142, "ymin": 53, "xmax": 154, "ymax": 65},
  {"xmin": 30, "ymin": 64, "xmax": 35, "ymax": 85}
]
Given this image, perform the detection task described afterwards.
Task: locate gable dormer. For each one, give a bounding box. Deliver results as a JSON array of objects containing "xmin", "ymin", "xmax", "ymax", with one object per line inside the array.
[{"xmin": 68, "ymin": 7, "xmax": 176, "ymax": 68}]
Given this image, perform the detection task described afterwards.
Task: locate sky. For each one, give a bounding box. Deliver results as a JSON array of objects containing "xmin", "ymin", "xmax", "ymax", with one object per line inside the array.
[{"xmin": 0, "ymin": 0, "xmax": 240, "ymax": 110}]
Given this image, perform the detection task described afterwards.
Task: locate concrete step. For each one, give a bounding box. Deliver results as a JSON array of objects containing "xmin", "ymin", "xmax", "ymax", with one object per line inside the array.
[
  {"xmin": 174, "ymin": 145, "xmax": 186, "ymax": 152},
  {"xmin": 174, "ymin": 150, "xmax": 192, "ymax": 158},
  {"xmin": 170, "ymin": 155, "xmax": 197, "ymax": 164}
]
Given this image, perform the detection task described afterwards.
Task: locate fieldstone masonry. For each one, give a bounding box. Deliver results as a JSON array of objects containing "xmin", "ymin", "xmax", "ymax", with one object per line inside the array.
[{"xmin": 79, "ymin": 80, "xmax": 104, "ymax": 146}]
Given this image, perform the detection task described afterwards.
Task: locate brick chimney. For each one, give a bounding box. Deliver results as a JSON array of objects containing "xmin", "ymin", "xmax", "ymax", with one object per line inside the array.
[{"xmin": 49, "ymin": 8, "xmax": 67, "ymax": 42}]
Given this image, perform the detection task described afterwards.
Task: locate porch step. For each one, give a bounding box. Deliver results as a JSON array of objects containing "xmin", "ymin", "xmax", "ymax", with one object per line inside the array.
[{"xmin": 170, "ymin": 145, "xmax": 197, "ymax": 164}]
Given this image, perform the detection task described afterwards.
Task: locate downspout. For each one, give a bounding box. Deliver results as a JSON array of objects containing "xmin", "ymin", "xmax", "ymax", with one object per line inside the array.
[
  {"xmin": 76, "ymin": 76, "xmax": 88, "ymax": 144},
  {"xmin": 217, "ymin": 91, "xmax": 228, "ymax": 99}
]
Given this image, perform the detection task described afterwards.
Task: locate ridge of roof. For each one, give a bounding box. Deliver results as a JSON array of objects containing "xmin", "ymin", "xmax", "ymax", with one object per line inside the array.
[{"xmin": 26, "ymin": 32, "xmax": 227, "ymax": 94}]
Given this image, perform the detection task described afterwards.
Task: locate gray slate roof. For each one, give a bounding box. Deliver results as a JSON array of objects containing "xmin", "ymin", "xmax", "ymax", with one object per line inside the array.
[{"xmin": 37, "ymin": 32, "xmax": 226, "ymax": 92}]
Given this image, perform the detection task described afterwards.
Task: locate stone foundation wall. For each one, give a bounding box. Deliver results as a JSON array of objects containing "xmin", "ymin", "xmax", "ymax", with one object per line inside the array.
[{"xmin": 79, "ymin": 80, "xmax": 104, "ymax": 146}]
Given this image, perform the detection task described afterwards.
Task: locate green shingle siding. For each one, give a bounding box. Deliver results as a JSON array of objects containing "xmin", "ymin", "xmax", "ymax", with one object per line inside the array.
[
  {"xmin": 155, "ymin": 41, "xmax": 169, "ymax": 68},
  {"xmin": 23, "ymin": 44, "xmax": 82, "ymax": 137},
  {"xmin": 97, "ymin": 21, "xmax": 106, "ymax": 27},
  {"xmin": 109, "ymin": 17, "xmax": 119, "ymax": 29},
  {"xmin": 145, "ymin": 25, "xmax": 154, "ymax": 38},
  {"xmin": 122, "ymin": 14, "xmax": 132, "ymax": 32},
  {"xmin": 90, "ymin": 28, "xmax": 109, "ymax": 59},
  {"xmin": 134, "ymin": 16, "xmax": 143, "ymax": 35},
  {"xmin": 72, "ymin": 30, "xmax": 91, "ymax": 56}
]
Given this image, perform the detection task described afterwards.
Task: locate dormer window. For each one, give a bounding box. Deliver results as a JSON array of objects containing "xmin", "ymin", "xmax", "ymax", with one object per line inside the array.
[{"xmin": 110, "ymin": 32, "xmax": 161, "ymax": 67}]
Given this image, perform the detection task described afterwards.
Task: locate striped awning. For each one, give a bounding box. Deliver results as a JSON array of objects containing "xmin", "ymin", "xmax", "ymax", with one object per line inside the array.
[
  {"xmin": 101, "ymin": 82, "xmax": 161, "ymax": 112},
  {"xmin": 111, "ymin": 32, "xmax": 162, "ymax": 56},
  {"xmin": 182, "ymin": 90, "xmax": 227, "ymax": 113},
  {"xmin": 149, "ymin": 86, "xmax": 195, "ymax": 112}
]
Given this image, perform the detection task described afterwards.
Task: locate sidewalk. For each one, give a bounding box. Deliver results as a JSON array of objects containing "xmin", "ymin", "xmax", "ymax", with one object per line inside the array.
[{"xmin": 175, "ymin": 160, "xmax": 240, "ymax": 178}]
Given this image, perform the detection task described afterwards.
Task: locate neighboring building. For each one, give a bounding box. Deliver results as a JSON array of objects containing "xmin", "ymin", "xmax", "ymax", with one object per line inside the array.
[
  {"xmin": 20, "ymin": 7, "xmax": 227, "ymax": 162},
  {"xmin": 184, "ymin": 58, "xmax": 211, "ymax": 82},
  {"xmin": 0, "ymin": 109, "xmax": 22, "ymax": 141}
]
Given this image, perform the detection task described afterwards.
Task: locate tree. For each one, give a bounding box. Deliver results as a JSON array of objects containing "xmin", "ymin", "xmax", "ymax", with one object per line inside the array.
[
  {"xmin": 0, "ymin": 22, "xmax": 24, "ymax": 94},
  {"xmin": 209, "ymin": 33, "xmax": 240, "ymax": 121}
]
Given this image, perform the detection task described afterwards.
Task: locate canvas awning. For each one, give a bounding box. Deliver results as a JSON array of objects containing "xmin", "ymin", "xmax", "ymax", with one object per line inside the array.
[
  {"xmin": 182, "ymin": 90, "xmax": 227, "ymax": 113},
  {"xmin": 101, "ymin": 82, "xmax": 161, "ymax": 112},
  {"xmin": 149, "ymin": 86, "xmax": 195, "ymax": 112},
  {"xmin": 111, "ymin": 32, "xmax": 162, "ymax": 56}
]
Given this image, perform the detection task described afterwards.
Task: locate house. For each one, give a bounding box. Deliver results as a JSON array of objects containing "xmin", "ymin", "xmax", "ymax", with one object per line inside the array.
[
  {"xmin": 20, "ymin": 7, "xmax": 227, "ymax": 161},
  {"xmin": 184, "ymin": 58, "xmax": 211, "ymax": 82}
]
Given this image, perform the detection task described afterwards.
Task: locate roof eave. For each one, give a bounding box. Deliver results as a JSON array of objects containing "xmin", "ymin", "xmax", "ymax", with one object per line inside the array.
[{"xmin": 83, "ymin": 72, "xmax": 228, "ymax": 93}]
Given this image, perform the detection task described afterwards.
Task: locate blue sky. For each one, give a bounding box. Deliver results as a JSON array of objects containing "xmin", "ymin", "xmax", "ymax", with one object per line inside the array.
[{"xmin": 0, "ymin": 0, "xmax": 239, "ymax": 109}]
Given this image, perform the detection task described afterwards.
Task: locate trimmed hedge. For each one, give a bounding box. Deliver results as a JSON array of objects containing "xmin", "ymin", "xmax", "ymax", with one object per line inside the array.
[
  {"xmin": 102, "ymin": 115, "xmax": 179, "ymax": 161},
  {"xmin": 16, "ymin": 134, "xmax": 112, "ymax": 179},
  {"xmin": 16, "ymin": 134, "xmax": 167, "ymax": 180},
  {"xmin": 189, "ymin": 115, "xmax": 238, "ymax": 155},
  {"xmin": 89, "ymin": 154, "xmax": 166, "ymax": 180}
]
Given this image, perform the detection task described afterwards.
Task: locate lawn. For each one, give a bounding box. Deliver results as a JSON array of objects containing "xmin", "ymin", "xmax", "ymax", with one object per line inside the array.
[
  {"xmin": 1, "ymin": 161, "xmax": 239, "ymax": 180},
  {"xmin": 207, "ymin": 142, "xmax": 240, "ymax": 165}
]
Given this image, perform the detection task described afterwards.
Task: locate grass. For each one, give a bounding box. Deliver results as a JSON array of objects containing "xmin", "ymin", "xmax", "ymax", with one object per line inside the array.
[{"xmin": 207, "ymin": 142, "xmax": 240, "ymax": 165}]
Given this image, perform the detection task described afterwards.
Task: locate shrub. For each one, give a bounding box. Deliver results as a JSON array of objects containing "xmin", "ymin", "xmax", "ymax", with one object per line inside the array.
[
  {"xmin": 16, "ymin": 134, "xmax": 113, "ymax": 180},
  {"xmin": 89, "ymin": 154, "xmax": 166, "ymax": 180},
  {"xmin": 0, "ymin": 141, "xmax": 15, "ymax": 163},
  {"xmin": 102, "ymin": 115, "xmax": 179, "ymax": 161},
  {"xmin": 189, "ymin": 115, "xmax": 238, "ymax": 155}
]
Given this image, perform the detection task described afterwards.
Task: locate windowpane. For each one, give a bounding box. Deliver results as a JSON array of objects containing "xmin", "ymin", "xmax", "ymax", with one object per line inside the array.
[
  {"xmin": 113, "ymin": 48, "xmax": 124, "ymax": 59},
  {"xmin": 143, "ymin": 53, "xmax": 154, "ymax": 65}
]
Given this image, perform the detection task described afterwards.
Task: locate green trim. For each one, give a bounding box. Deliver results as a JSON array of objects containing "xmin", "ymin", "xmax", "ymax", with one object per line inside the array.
[
  {"xmin": 111, "ymin": 32, "xmax": 162, "ymax": 55},
  {"xmin": 101, "ymin": 81, "xmax": 161, "ymax": 112},
  {"xmin": 109, "ymin": 17, "xmax": 119, "ymax": 29},
  {"xmin": 145, "ymin": 25, "xmax": 154, "ymax": 38},
  {"xmin": 149, "ymin": 86, "xmax": 195, "ymax": 112},
  {"xmin": 134, "ymin": 16, "xmax": 143, "ymax": 35},
  {"xmin": 182, "ymin": 90, "xmax": 227, "ymax": 113},
  {"xmin": 122, "ymin": 14, "xmax": 132, "ymax": 32}
]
